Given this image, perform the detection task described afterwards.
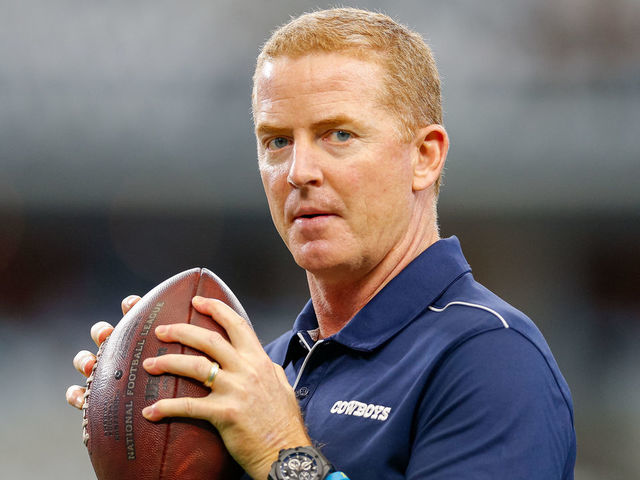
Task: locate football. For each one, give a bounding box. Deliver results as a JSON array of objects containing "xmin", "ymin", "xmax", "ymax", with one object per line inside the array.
[{"xmin": 82, "ymin": 267, "xmax": 249, "ymax": 480}]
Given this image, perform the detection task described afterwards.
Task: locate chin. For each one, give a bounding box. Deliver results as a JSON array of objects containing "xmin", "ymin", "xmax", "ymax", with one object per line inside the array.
[
  {"xmin": 287, "ymin": 236, "xmax": 364, "ymax": 276},
  {"xmin": 292, "ymin": 247, "xmax": 346, "ymax": 274},
  {"xmin": 294, "ymin": 251, "xmax": 370, "ymax": 283},
  {"xmin": 293, "ymin": 254, "xmax": 339, "ymax": 274}
]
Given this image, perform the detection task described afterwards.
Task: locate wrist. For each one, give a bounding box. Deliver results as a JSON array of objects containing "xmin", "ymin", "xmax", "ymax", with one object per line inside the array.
[
  {"xmin": 248, "ymin": 428, "xmax": 312, "ymax": 479},
  {"xmin": 250, "ymin": 441, "xmax": 314, "ymax": 479}
]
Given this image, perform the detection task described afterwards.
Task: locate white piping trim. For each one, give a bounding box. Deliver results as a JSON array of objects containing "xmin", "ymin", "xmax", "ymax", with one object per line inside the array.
[
  {"xmin": 293, "ymin": 339, "xmax": 324, "ymax": 390},
  {"xmin": 429, "ymin": 301, "xmax": 510, "ymax": 329},
  {"xmin": 297, "ymin": 331, "xmax": 313, "ymax": 351}
]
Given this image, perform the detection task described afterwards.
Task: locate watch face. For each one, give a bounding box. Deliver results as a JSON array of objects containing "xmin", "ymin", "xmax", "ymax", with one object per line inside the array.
[{"xmin": 278, "ymin": 451, "xmax": 319, "ymax": 480}]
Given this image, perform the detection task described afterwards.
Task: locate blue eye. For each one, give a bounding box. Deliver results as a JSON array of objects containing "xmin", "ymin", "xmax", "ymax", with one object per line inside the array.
[
  {"xmin": 268, "ymin": 137, "xmax": 291, "ymax": 150},
  {"xmin": 329, "ymin": 130, "xmax": 352, "ymax": 142}
]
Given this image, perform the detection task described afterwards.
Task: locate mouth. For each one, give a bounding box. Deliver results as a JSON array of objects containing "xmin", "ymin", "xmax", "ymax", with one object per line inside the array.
[
  {"xmin": 288, "ymin": 201, "xmax": 338, "ymax": 225},
  {"xmin": 296, "ymin": 213, "xmax": 331, "ymax": 220},
  {"xmin": 291, "ymin": 210, "xmax": 336, "ymax": 225}
]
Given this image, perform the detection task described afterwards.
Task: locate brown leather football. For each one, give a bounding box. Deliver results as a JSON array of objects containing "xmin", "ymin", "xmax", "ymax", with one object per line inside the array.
[{"xmin": 82, "ymin": 267, "xmax": 248, "ymax": 480}]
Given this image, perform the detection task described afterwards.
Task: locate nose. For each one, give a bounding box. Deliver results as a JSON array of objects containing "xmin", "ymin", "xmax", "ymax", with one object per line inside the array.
[{"xmin": 287, "ymin": 140, "xmax": 323, "ymax": 188}]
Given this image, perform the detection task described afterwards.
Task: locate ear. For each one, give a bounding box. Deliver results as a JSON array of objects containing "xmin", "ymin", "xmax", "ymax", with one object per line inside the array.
[{"xmin": 411, "ymin": 124, "xmax": 449, "ymax": 192}]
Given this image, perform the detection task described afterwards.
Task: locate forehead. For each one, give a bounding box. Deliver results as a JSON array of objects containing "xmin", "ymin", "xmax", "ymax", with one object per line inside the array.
[{"xmin": 253, "ymin": 53, "xmax": 387, "ymax": 126}]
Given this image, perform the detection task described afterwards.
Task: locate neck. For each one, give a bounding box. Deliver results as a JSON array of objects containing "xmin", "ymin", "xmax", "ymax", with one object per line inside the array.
[{"xmin": 307, "ymin": 208, "xmax": 440, "ymax": 339}]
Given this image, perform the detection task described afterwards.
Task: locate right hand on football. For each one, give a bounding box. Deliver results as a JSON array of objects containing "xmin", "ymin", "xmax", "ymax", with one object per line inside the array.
[{"xmin": 65, "ymin": 295, "xmax": 141, "ymax": 409}]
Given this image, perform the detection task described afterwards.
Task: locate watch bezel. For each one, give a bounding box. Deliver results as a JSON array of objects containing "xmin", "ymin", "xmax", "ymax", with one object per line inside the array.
[{"xmin": 268, "ymin": 446, "xmax": 333, "ymax": 480}]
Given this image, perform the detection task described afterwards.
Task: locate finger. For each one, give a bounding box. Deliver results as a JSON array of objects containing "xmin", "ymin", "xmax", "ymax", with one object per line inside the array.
[
  {"xmin": 66, "ymin": 385, "xmax": 86, "ymax": 409},
  {"xmin": 142, "ymin": 396, "xmax": 218, "ymax": 423},
  {"xmin": 73, "ymin": 350, "xmax": 97, "ymax": 377},
  {"xmin": 90, "ymin": 321, "xmax": 114, "ymax": 347},
  {"xmin": 143, "ymin": 354, "xmax": 225, "ymax": 388},
  {"xmin": 121, "ymin": 295, "xmax": 141, "ymax": 315},
  {"xmin": 192, "ymin": 297, "xmax": 258, "ymax": 351},
  {"xmin": 153, "ymin": 323, "xmax": 237, "ymax": 369}
]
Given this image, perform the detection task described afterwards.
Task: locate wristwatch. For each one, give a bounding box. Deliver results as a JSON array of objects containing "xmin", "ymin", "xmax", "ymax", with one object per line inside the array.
[{"xmin": 268, "ymin": 445, "xmax": 335, "ymax": 480}]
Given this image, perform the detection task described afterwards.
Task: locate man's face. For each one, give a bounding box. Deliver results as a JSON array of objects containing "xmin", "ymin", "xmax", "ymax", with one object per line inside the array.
[{"xmin": 254, "ymin": 53, "xmax": 419, "ymax": 281}]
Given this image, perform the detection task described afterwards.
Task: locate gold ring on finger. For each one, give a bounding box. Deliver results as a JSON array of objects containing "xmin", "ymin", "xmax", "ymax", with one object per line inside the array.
[{"xmin": 203, "ymin": 361, "xmax": 220, "ymax": 389}]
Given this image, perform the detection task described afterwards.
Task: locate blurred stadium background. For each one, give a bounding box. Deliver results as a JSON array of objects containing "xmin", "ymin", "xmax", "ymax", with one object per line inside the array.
[{"xmin": 1, "ymin": 0, "xmax": 638, "ymax": 478}]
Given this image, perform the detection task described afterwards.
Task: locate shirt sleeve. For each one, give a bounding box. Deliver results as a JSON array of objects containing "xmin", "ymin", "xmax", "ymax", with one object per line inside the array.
[{"xmin": 406, "ymin": 327, "xmax": 576, "ymax": 480}]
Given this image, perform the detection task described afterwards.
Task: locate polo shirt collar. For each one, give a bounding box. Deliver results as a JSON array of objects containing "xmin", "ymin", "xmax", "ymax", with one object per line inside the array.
[{"xmin": 283, "ymin": 236, "xmax": 471, "ymax": 362}]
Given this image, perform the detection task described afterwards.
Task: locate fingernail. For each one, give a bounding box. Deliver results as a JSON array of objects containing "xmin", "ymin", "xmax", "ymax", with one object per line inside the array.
[
  {"xmin": 74, "ymin": 350, "xmax": 91, "ymax": 374},
  {"xmin": 125, "ymin": 295, "xmax": 137, "ymax": 307},
  {"xmin": 66, "ymin": 386, "xmax": 83, "ymax": 408},
  {"xmin": 91, "ymin": 321, "xmax": 111, "ymax": 339},
  {"xmin": 142, "ymin": 406, "xmax": 153, "ymax": 419},
  {"xmin": 143, "ymin": 358, "xmax": 155, "ymax": 368},
  {"xmin": 155, "ymin": 325, "xmax": 167, "ymax": 336},
  {"xmin": 98, "ymin": 328, "xmax": 112, "ymax": 344},
  {"xmin": 81, "ymin": 356, "xmax": 93, "ymax": 375}
]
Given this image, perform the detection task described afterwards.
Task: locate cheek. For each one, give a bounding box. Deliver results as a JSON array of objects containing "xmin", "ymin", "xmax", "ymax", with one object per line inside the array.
[
  {"xmin": 259, "ymin": 165, "xmax": 289, "ymax": 223},
  {"xmin": 358, "ymin": 158, "xmax": 414, "ymax": 227},
  {"xmin": 260, "ymin": 164, "xmax": 285, "ymax": 198},
  {"xmin": 360, "ymin": 153, "xmax": 412, "ymax": 201}
]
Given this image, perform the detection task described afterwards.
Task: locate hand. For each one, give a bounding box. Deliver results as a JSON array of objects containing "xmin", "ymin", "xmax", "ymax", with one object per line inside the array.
[
  {"xmin": 65, "ymin": 295, "xmax": 141, "ymax": 409},
  {"xmin": 141, "ymin": 296, "xmax": 311, "ymax": 480}
]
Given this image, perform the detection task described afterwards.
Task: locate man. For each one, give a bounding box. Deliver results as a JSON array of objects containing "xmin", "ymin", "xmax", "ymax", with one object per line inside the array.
[{"xmin": 67, "ymin": 8, "xmax": 576, "ymax": 479}]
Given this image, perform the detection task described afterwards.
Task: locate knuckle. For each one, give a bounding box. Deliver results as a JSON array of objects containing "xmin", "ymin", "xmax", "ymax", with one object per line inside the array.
[
  {"xmin": 246, "ymin": 370, "xmax": 261, "ymax": 385},
  {"xmin": 255, "ymin": 356, "xmax": 274, "ymax": 373},
  {"xmin": 211, "ymin": 298, "xmax": 226, "ymax": 308},
  {"xmin": 221, "ymin": 404, "xmax": 239, "ymax": 425},
  {"xmin": 207, "ymin": 299, "xmax": 226, "ymax": 317},
  {"xmin": 155, "ymin": 399, "xmax": 170, "ymax": 414},
  {"xmin": 236, "ymin": 383, "xmax": 249, "ymax": 398},
  {"xmin": 159, "ymin": 324, "xmax": 178, "ymax": 340},
  {"xmin": 150, "ymin": 355, "xmax": 165, "ymax": 371},
  {"xmin": 173, "ymin": 323, "xmax": 188, "ymax": 338},
  {"xmin": 162, "ymin": 324, "xmax": 175, "ymax": 335},
  {"xmin": 183, "ymin": 397, "xmax": 196, "ymax": 417},
  {"xmin": 205, "ymin": 330, "xmax": 223, "ymax": 347},
  {"xmin": 206, "ymin": 300, "xmax": 248, "ymax": 330},
  {"xmin": 198, "ymin": 357, "xmax": 213, "ymax": 379},
  {"xmin": 228, "ymin": 310, "xmax": 247, "ymax": 327}
]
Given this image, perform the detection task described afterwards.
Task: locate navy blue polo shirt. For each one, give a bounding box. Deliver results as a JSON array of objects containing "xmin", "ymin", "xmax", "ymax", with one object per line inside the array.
[{"xmin": 264, "ymin": 236, "xmax": 576, "ymax": 480}]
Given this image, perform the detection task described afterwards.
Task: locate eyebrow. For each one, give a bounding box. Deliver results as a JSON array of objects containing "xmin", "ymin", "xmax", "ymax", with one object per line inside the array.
[
  {"xmin": 255, "ymin": 115, "xmax": 365, "ymax": 137},
  {"xmin": 311, "ymin": 115, "xmax": 361, "ymax": 130},
  {"xmin": 255, "ymin": 123, "xmax": 289, "ymax": 138}
]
